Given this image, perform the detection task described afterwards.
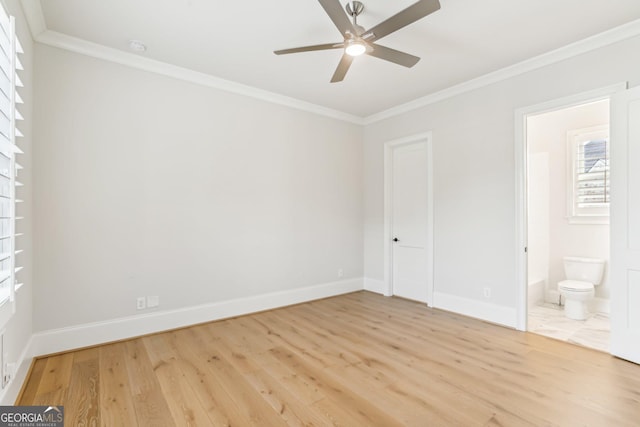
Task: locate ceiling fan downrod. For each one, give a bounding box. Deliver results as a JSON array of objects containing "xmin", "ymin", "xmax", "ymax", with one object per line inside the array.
[{"xmin": 346, "ymin": 1, "xmax": 364, "ymax": 29}]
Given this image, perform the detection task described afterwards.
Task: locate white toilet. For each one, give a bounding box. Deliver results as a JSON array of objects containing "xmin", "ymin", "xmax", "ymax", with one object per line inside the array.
[{"xmin": 558, "ymin": 256, "xmax": 605, "ymax": 320}]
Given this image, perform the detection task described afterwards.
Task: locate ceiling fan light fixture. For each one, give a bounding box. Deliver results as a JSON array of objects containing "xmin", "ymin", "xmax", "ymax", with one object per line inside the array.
[{"xmin": 345, "ymin": 40, "xmax": 366, "ymax": 56}]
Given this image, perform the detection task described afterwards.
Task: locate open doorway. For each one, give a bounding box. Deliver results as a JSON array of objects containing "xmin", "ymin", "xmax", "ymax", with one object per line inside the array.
[{"xmin": 526, "ymin": 99, "xmax": 610, "ymax": 352}]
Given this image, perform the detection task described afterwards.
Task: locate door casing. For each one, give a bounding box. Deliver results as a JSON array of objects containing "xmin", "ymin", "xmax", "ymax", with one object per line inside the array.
[
  {"xmin": 610, "ymin": 85, "xmax": 640, "ymax": 364},
  {"xmin": 383, "ymin": 132, "xmax": 434, "ymax": 305},
  {"xmin": 514, "ymin": 83, "xmax": 627, "ymax": 332}
]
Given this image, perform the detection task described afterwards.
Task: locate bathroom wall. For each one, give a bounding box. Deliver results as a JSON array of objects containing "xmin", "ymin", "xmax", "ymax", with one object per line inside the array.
[
  {"xmin": 527, "ymin": 100, "xmax": 610, "ymax": 310},
  {"xmin": 527, "ymin": 152, "xmax": 549, "ymax": 287}
]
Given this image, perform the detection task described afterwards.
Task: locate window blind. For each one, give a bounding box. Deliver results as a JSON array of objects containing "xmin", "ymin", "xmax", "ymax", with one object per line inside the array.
[
  {"xmin": 0, "ymin": 6, "xmax": 23, "ymax": 330},
  {"xmin": 566, "ymin": 124, "xmax": 609, "ymax": 224},
  {"xmin": 575, "ymin": 138, "xmax": 609, "ymax": 207}
]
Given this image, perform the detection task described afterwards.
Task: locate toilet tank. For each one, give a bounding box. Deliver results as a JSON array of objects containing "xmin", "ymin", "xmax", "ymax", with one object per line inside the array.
[{"xmin": 563, "ymin": 256, "xmax": 606, "ymax": 285}]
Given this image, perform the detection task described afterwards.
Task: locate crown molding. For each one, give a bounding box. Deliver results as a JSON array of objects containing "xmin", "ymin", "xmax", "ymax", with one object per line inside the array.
[
  {"xmin": 20, "ymin": 0, "xmax": 46, "ymax": 39},
  {"xmin": 18, "ymin": 0, "xmax": 640, "ymax": 126},
  {"xmin": 18, "ymin": 0, "xmax": 365, "ymax": 124},
  {"xmin": 36, "ymin": 31, "xmax": 364, "ymax": 125},
  {"xmin": 363, "ymin": 18, "xmax": 640, "ymax": 125}
]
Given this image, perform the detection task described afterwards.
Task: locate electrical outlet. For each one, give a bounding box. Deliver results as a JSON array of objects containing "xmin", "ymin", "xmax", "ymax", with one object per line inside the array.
[
  {"xmin": 3, "ymin": 362, "xmax": 15, "ymax": 386},
  {"xmin": 338, "ymin": 268, "xmax": 344, "ymax": 278},
  {"xmin": 0, "ymin": 335, "xmax": 11, "ymax": 389},
  {"xmin": 483, "ymin": 287, "xmax": 491, "ymax": 299},
  {"xmin": 147, "ymin": 296, "xmax": 159, "ymax": 308},
  {"xmin": 136, "ymin": 297, "xmax": 146, "ymax": 310},
  {"xmin": 0, "ymin": 335, "xmax": 4, "ymax": 389}
]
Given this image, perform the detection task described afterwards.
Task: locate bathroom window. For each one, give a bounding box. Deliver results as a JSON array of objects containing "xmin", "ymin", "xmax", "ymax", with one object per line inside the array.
[{"xmin": 566, "ymin": 125, "xmax": 609, "ymax": 224}]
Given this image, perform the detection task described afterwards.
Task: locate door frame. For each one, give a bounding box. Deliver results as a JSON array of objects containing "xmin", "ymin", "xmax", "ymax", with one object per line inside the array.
[
  {"xmin": 383, "ymin": 131, "xmax": 434, "ymax": 305},
  {"xmin": 514, "ymin": 83, "xmax": 627, "ymax": 331}
]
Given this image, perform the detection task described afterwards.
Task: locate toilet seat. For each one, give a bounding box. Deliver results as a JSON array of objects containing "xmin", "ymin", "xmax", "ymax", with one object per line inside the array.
[{"xmin": 558, "ymin": 279, "xmax": 593, "ymax": 292}]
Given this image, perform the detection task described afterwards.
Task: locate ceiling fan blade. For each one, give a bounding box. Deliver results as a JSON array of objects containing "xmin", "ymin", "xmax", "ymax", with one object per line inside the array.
[
  {"xmin": 330, "ymin": 54, "xmax": 354, "ymax": 83},
  {"xmin": 367, "ymin": 44, "xmax": 420, "ymax": 67},
  {"xmin": 274, "ymin": 43, "xmax": 343, "ymax": 55},
  {"xmin": 318, "ymin": 0, "xmax": 357, "ymax": 36},
  {"xmin": 362, "ymin": 0, "xmax": 440, "ymax": 42}
]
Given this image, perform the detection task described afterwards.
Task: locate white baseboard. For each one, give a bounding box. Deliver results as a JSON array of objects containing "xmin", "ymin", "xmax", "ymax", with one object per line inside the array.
[
  {"xmin": 433, "ymin": 291, "xmax": 517, "ymax": 328},
  {"xmin": 364, "ymin": 278, "xmax": 387, "ymax": 295},
  {"xmin": 28, "ymin": 278, "xmax": 364, "ymax": 358}
]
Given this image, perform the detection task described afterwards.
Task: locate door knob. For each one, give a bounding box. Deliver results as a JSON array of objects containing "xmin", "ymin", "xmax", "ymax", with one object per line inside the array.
[{"xmin": 393, "ymin": 237, "xmax": 399, "ymax": 242}]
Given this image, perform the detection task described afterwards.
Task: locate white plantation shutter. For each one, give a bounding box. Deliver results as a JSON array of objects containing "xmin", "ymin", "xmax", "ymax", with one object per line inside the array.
[
  {"xmin": 0, "ymin": 6, "xmax": 23, "ymax": 329},
  {"xmin": 567, "ymin": 125, "xmax": 610, "ymax": 223},
  {"xmin": 575, "ymin": 138, "xmax": 609, "ymax": 207}
]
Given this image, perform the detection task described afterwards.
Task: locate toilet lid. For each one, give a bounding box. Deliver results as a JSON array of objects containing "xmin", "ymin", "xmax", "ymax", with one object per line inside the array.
[{"xmin": 559, "ymin": 280, "xmax": 593, "ymax": 292}]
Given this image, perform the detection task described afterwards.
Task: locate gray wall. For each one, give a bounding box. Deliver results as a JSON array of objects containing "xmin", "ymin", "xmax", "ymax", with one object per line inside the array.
[
  {"xmin": 33, "ymin": 45, "xmax": 363, "ymax": 331},
  {"xmin": 364, "ymin": 36, "xmax": 640, "ymax": 319}
]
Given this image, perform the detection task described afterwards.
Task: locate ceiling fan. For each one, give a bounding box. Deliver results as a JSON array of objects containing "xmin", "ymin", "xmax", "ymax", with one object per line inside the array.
[{"xmin": 274, "ymin": 0, "xmax": 441, "ymax": 83}]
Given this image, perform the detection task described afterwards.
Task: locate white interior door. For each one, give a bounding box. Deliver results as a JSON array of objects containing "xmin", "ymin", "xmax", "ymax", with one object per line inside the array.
[
  {"xmin": 610, "ymin": 86, "xmax": 640, "ymax": 364},
  {"xmin": 391, "ymin": 142, "xmax": 428, "ymax": 302}
]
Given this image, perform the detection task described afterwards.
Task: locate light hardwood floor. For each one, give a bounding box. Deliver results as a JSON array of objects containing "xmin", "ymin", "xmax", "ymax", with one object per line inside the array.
[{"xmin": 17, "ymin": 291, "xmax": 640, "ymax": 426}]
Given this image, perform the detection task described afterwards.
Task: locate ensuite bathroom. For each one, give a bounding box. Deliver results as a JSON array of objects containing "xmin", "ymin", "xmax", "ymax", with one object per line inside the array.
[{"xmin": 526, "ymin": 99, "xmax": 610, "ymax": 352}]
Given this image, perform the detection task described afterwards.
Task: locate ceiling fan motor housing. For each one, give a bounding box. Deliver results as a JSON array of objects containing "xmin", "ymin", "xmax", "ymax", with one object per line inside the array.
[{"xmin": 346, "ymin": 1, "xmax": 365, "ymax": 18}]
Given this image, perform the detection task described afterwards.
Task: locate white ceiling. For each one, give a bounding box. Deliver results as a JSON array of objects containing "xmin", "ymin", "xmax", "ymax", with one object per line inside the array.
[{"xmin": 31, "ymin": 0, "xmax": 640, "ymax": 117}]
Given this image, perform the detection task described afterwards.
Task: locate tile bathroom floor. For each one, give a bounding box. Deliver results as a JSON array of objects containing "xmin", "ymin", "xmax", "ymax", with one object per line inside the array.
[{"xmin": 528, "ymin": 303, "xmax": 610, "ymax": 353}]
